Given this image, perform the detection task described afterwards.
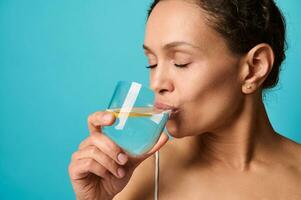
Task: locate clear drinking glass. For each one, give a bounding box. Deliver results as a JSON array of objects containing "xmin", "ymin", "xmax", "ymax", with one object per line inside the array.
[{"xmin": 102, "ymin": 81, "xmax": 170, "ymax": 157}]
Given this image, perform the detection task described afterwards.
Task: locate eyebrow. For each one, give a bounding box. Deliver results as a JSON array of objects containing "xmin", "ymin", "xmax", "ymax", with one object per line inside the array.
[{"xmin": 143, "ymin": 41, "xmax": 202, "ymax": 53}]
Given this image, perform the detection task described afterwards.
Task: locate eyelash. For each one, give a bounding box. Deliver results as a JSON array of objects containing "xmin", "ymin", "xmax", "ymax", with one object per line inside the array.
[{"xmin": 146, "ymin": 63, "xmax": 189, "ymax": 69}]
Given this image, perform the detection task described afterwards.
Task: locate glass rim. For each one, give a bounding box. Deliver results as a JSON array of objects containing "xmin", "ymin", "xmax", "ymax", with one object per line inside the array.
[{"xmin": 116, "ymin": 80, "xmax": 153, "ymax": 92}]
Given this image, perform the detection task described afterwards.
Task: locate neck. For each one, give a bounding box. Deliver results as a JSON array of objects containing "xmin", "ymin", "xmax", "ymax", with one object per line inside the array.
[{"xmin": 179, "ymin": 93, "xmax": 279, "ymax": 171}]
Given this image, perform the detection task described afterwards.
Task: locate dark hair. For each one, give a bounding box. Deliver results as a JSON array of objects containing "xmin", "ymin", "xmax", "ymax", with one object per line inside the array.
[{"xmin": 147, "ymin": 0, "xmax": 287, "ymax": 89}]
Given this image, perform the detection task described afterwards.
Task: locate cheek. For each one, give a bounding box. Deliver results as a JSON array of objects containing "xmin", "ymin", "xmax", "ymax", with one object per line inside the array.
[{"xmin": 167, "ymin": 61, "xmax": 243, "ymax": 137}]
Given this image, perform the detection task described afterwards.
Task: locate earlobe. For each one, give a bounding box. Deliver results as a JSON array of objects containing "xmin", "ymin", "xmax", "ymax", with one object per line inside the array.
[{"xmin": 241, "ymin": 43, "xmax": 275, "ymax": 94}]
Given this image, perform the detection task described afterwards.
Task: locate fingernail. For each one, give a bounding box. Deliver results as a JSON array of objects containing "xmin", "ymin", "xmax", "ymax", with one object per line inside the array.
[
  {"xmin": 103, "ymin": 113, "xmax": 113, "ymax": 122},
  {"xmin": 117, "ymin": 153, "xmax": 128, "ymax": 165},
  {"xmin": 117, "ymin": 167, "xmax": 125, "ymax": 178}
]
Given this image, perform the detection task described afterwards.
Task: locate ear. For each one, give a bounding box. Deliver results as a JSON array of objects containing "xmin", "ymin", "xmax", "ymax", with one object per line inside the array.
[{"xmin": 240, "ymin": 43, "xmax": 275, "ymax": 94}]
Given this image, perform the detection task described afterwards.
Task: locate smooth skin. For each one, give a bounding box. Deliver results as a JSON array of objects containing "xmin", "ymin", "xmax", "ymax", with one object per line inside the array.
[{"xmin": 69, "ymin": 0, "xmax": 301, "ymax": 199}]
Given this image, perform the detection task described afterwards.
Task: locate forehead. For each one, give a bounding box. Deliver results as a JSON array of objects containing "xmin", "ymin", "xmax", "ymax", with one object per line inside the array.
[{"xmin": 144, "ymin": 0, "xmax": 207, "ymax": 46}]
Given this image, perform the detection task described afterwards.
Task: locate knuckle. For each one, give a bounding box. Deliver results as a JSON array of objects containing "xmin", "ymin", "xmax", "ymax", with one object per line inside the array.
[
  {"xmin": 68, "ymin": 163, "xmax": 77, "ymax": 178},
  {"xmin": 94, "ymin": 112, "xmax": 102, "ymax": 119},
  {"xmin": 89, "ymin": 134, "xmax": 121, "ymax": 159},
  {"xmin": 78, "ymin": 136, "xmax": 91, "ymax": 149},
  {"xmin": 87, "ymin": 111, "xmax": 107, "ymax": 125},
  {"xmin": 71, "ymin": 152, "xmax": 78, "ymax": 161},
  {"xmin": 87, "ymin": 114, "xmax": 94, "ymax": 124},
  {"xmin": 68, "ymin": 163, "xmax": 73, "ymax": 173},
  {"xmin": 85, "ymin": 158, "xmax": 94, "ymax": 168},
  {"xmin": 103, "ymin": 139, "xmax": 113, "ymax": 150},
  {"xmin": 105, "ymin": 142, "xmax": 120, "ymax": 157},
  {"xmin": 107, "ymin": 158, "xmax": 118, "ymax": 171},
  {"xmin": 92, "ymin": 112, "xmax": 103, "ymax": 122},
  {"xmin": 99, "ymin": 167, "xmax": 108, "ymax": 177},
  {"xmin": 97, "ymin": 149, "xmax": 116, "ymax": 169},
  {"xmin": 88, "ymin": 112, "xmax": 101, "ymax": 124},
  {"xmin": 101, "ymin": 134, "xmax": 116, "ymax": 150},
  {"xmin": 89, "ymin": 146, "xmax": 98, "ymax": 155},
  {"xmin": 78, "ymin": 141, "xmax": 84, "ymax": 149},
  {"xmin": 90, "ymin": 134, "xmax": 99, "ymax": 143}
]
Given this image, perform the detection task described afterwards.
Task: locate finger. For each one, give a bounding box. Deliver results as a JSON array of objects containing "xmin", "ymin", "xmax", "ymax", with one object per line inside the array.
[
  {"xmin": 78, "ymin": 134, "xmax": 128, "ymax": 166},
  {"xmin": 69, "ymin": 158, "xmax": 109, "ymax": 180},
  {"xmin": 87, "ymin": 111, "xmax": 116, "ymax": 133},
  {"xmin": 72, "ymin": 146, "xmax": 126, "ymax": 178}
]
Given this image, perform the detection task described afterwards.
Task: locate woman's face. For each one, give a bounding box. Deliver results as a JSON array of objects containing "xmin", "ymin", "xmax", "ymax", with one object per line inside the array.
[{"xmin": 144, "ymin": 0, "xmax": 245, "ymax": 138}]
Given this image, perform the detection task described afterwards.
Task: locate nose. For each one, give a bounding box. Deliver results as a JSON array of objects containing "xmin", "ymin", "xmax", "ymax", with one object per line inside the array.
[{"xmin": 149, "ymin": 64, "xmax": 174, "ymax": 95}]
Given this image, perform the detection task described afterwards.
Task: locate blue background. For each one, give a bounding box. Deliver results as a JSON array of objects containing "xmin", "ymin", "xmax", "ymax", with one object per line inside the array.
[{"xmin": 0, "ymin": 0, "xmax": 300, "ymax": 199}]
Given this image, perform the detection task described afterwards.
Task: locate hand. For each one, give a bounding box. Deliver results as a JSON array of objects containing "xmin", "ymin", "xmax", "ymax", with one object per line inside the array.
[{"xmin": 68, "ymin": 111, "xmax": 169, "ymax": 200}]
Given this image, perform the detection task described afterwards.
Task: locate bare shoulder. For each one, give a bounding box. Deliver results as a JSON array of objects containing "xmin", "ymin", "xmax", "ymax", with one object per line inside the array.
[{"xmin": 276, "ymin": 132, "xmax": 301, "ymax": 173}]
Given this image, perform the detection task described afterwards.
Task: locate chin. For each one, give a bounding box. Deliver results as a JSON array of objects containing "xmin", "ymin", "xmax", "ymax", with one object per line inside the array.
[
  {"xmin": 166, "ymin": 120, "xmax": 210, "ymax": 139},
  {"xmin": 165, "ymin": 121, "xmax": 189, "ymax": 138}
]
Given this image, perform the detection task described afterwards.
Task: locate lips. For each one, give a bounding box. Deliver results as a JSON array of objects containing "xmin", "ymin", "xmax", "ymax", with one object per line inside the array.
[
  {"xmin": 154, "ymin": 101, "xmax": 177, "ymax": 111},
  {"xmin": 153, "ymin": 102, "xmax": 180, "ymax": 120}
]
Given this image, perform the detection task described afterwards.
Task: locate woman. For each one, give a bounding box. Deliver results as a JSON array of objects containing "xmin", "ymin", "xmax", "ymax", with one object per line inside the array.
[{"xmin": 68, "ymin": 0, "xmax": 301, "ymax": 199}]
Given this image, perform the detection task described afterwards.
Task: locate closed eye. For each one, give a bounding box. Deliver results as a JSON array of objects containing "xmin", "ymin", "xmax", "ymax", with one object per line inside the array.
[
  {"xmin": 145, "ymin": 64, "xmax": 157, "ymax": 69},
  {"xmin": 145, "ymin": 63, "xmax": 190, "ymax": 69},
  {"xmin": 174, "ymin": 63, "xmax": 189, "ymax": 68}
]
